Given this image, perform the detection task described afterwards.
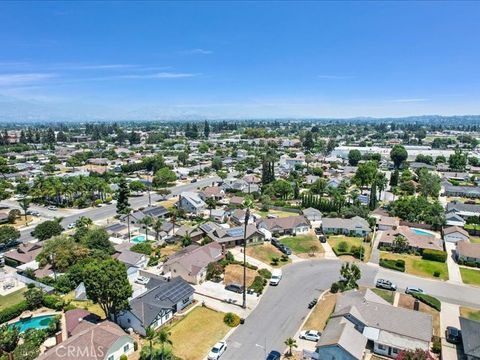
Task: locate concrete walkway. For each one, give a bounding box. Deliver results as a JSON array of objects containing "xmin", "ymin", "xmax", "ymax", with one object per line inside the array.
[
  {"xmin": 369, "ymin": 230, "xmax": 381, "ymax": 265},
  {"xmin": 321, "ymin": 241, "xmax": 338, "ymax": 260},
  {"xmin": 440, "ymin": 302, "xmax": 461, "ymax": 360},
  {"xmin": 445, "ymin": 242, "xmax": 463, "ymax": 284}
]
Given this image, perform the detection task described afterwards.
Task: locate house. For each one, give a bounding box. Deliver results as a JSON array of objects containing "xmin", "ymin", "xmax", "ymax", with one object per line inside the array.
[
  {"xmin": 162, "ymin": 242, "xmax": 224, "ymax": 284},
  {"xmin": 179, "ymin": 191, "xmax": 206, "ymax": 214},
  {"xmin": 210, "ymin": 208, "xmax": 228, "ymax": 223},
  {"xmin": 200, "ymin": 222, "xmax": 265, "ymax": 248},
  {"xmin": 128, "ymin": 206, "xmax": 169, "ymax": 224},
  {"xmin": 4, "ymin": 242, "xmax": 43, "ymax": 266},
  {"xmin": 377, "ymin": 226, "xmax": 443, "ymax": 252},
  {"xmin": 200, "ymin": 186, "xmax": 225, "ymax": 201},
  {"xmin": 305, "ymin": 175, "xmax": 320, "ymax": 185},
  {"xmin": 117, "ymin": 277, "xmax": 194, "ymax": 336},
  {"xmin": 377, "ymin": 216, "xmax": 400, "ymax": 231},
  {"xmin": 445, "ymin": 211, "xmax": 466, "ymax": 227},
  {"xmin": 444, "ymin": 183, "xmax": 480, "ymax": 198},
  {"xmin": 174, "ymin": 225, "xmax": 204, "ymax": 243},
  {"xmin": 64, "ymin": 309, "xmax": 100, "ymax": 337},
  {"xmin": 229, "ymin": 196, "xmax": 245, "ymax": 206},
  {"xmin": 113, "ymin": 243, "xmax": 149, "ymax": 281},
  {"xmin": 446, "ymin": 201, "xmax": 480, "ymax": 218},
  {"xmin": 322, "ymin": 216, "xmax": 371, "ymax": 237},
  {"xmin": 327, "ymin": 178, "xmax": 342, "ymax": 189},
  {"xmin": 303, "ymin": 208, "xmax": 322, "ymax": 222},
  {"xmin": 443, "ymin": 226, "xmax": 470, "ymax": 243},
  {"xmin": 257, "ymin": 215, "xmax": 310, "ymax": 236},
  {"xmin": 456, "ymin": 240, "xmax": 480, "ymax": 265},
  {"xmin": 105, "ymin": 223, "xmax": 128, "ymax": 238},
  {"xmin": 37, "ymin": 320, "xmax": 134, "ymax": 360},
  {"xmin": 311, "ymin": 289, "xmax": 432, "ymax": 360},
  {"xmin": 230, "ymin": 208, "xmax": 258, "ymax": 225},
  {"xmin": 459, "ymin": 317, "xmax": 480, "ymax": 360}
]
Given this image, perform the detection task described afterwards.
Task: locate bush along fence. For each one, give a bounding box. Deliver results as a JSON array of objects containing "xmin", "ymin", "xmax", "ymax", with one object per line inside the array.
[
  {"xmin": 411, "ymin": 292, "xmax": 441, "ymax": 311},
  {"xmin": 379, "ymin": 258, "xmax": 406, "ymax": 272}
]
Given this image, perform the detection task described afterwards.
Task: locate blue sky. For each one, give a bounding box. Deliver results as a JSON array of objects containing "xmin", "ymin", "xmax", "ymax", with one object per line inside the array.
[{"xmin": 1, "ymin": 1, "xmax": 480, "ymax": 120}]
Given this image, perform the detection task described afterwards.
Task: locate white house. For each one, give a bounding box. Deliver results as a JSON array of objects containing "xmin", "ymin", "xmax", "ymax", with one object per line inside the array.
[
  {"xmin": 444, "ymin": 226, "xmax": 470, "ymax": 243},
  {"xmin": 179, "ymin": 191, "xmax": 206, "ymax": 214}
]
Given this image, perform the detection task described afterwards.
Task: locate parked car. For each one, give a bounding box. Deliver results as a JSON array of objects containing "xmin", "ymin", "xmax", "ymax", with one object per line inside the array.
[
  {"xmin": 299, "ymin": 330, "xmax": 321, "ymax": 342},
  {"xmin": 279, "ymin": 245, "xmax": 291, "ymax": 255},
  {"xmin": 314, "ymin": 227, "xmax": 323, "ymax": 235},
  {"xmin": 208, "ymin": 341, "xmax": 227, "ymax": 360},
  {"xmin": 191, "ymin": 178, "xmax": 198, "ymax": 183},
  {"xmin": 67, "ymin": 222, "xmax": 76, "ymax": 229},
  {"xmin": 445, "ymin": 326, "xmax": 462, "ymax": 344},
  {"xmin": 405, "ymin": 286, "xmax": 424, "ymax": 295},
  {"xmin": 269, "ymin": 269, "xmax": 282, "ymax": 286},
  {"xmin": 27, "ymin": 210, "xmax": 40, "ymax": 217},
  {"xmin": 266, "ymin": 351, "xmax": 281, "ymax": 360},
  {"xmin": 271, "ymin": 238, "xmax": 280, "ymax": 248},
  {"xmin": 47, "ymin": 205, "xmax": 57, "ymax": 211},
  {"xmin": 376, "ymin": 279, "xmax": 397, "ymax": 291},
  {"xmin": 225, "ymin": 283, "xmax": 244, "ymax": 294},
  {"xmin": 318, "ymin": 235, "xmax": 327, "ymax": 243},
  {"xmin": 135, "ymin": 276, "xmax": 150, "ymax": 285}
]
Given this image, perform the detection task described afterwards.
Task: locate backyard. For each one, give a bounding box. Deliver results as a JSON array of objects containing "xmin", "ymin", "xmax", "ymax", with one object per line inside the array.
[
  {"xmin": 328, "ymin": 235, "xmax": 371, "ymax": 262},
  {"xmin": 245, "ymin": 243, "xmax": 290, "ymax": 267},
  {"xmin": 64, "ymin": 292, "xmax": 106, "ymax": 319},
  {"xmin": 470, "ymin": 236, "xmax": 480, "ymax": 244},
  {"xmin": 280, "ymin": 233, "xmax": 324, "ymax": 257},
  {"xmin": 169, "ymin": 306, "xmax": 230, "ymax": 360},
  {"xmin": 0, "ymin": 288, "xmax": 26, "ymax": 310},
  {"xmin": 380, "ymin": 252, "xmax": 449, "ymax": 280},
  {"xmin": 460, "ymin": 267, "xmax": 480, "ymax": 286},
  {"xmin": 302, "ymin": 293, "xmax": 336, "ymax": 331}
]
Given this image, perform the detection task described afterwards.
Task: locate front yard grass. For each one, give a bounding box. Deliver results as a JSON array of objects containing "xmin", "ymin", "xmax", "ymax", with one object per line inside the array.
[
  {"xmin": 380, "ymin": 252, "xmax": 449, "ymax": 280},
  {"xmin": 302, "ymin": 293, "xmax": 336, "ymax": 331},
  {"xmin": 0, "ymin": 288, "xmax": 26, "ymax": 310},
  {"xmin": 371, "ymin": 288, "xmax": 395, "ymax": 304},
  {"xmin": 170, "ymin": 306, "xmax": 230, "ymax": 360},
  {"xmin": 328, "ymin": 235, "xmax": 371, "ymax": 262},
  {"xmin": 460, "ymin": 267, "xmax": 480, "ymax": 286},
  {"xmin": 64, "ymin": 292, "xmax": 106, "ymax": 319},
  {"xmin": 246, "ymin": 243, "xmax": 290, "ymax": 267},
  {"xmin": 398, "ymin": 294, "xmax": 440, "ymax": 337},
  {"xmin": 460, "ymin": 306, "xmax": 480, "ymax": 321},
  {"xmin": 224, "ymin": 264, "xmax": 257, "ymax": 287},
  {"xmin": 280, "ymin": 234, "xmax": 324, "ymax": 256},
  {"xmin": 470, "ymin": 236, "xmax": 480, "ymax": 244}
]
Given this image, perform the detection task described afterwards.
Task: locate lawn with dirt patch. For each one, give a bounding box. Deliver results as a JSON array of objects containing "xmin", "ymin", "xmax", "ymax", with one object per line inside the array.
[
  {"xmin": 380, "ymin": 252, "xmax": 449, "ymax": 280},
  {"xmin": 64, "ymin": 292, "xmax": 106, "ymax": 319},
  {"xmin": 460, "ymin": 267, "xmax": 480, "ymax": 286},
  {"xmin": 161, "ymin": 243, "xmax": 183, "ymax": 258},
  {"xmin": 170, "ymin": 306, "xmax": 230, "ymax": 360},
  {"xmin": 460, "ymin": 306, "xmax": 480, "ymax": 321},
  {"xmin": 0, "ymin": 288, "xmax": 26, "ymax": 310},
  {"xmin": 257, "ymin": 209, "xmax": 301, "ymax": 218},
  {"xmin": 246, "ymin": 243, "xmax": 290, "ymax": 267},
  {"xmin": 371, "ymin": 288, "xmax": 395, "ymax": 304},
  {"xmin": 280, "ymin": 233, "xmax": 324, "ymax": 256},
  {"xmin": 224, "ymin": 264, "xmax": 257, "ymax": 286},
  {"xmin": 328, "ymin": 235, "xmax": 371, "ymax": 262},
  {"xmin": 398, "ymin": 294, "xmax": 440, "ymax": 336},
  {"xmin": 302, "ymin": 293, "xmax": 336, "ymax": 331}
]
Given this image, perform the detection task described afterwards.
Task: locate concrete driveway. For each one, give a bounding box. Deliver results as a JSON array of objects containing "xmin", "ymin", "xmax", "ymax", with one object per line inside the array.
[
  {"xmin": 193, "ymin": 281, "xmax": 260, "ymax": 311},
  {"xmin": 445, "ymin": 242, "xmax": 463, "ymax": 284},
  {"xmin": 440, "ymin": 302, "xmax": 462, "ymax": 360}
]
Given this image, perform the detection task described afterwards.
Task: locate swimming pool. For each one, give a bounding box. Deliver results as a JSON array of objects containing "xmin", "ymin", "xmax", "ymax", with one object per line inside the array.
[
  {"xmin": 412, "ymin": 228, "xmax": 434, "ymax": 237},
  {"xmin": 10, "ymin": 314, "xmax": 55, "ymax": 333},
  {"xmin": 132, "ymin": 235, "xmax": 146, "ymax": 243}
]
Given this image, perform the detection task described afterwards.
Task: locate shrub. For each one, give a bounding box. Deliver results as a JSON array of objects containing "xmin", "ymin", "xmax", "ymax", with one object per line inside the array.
[
  {"xmin": 379, "ymin": 258, "xmax": 405, "ymax": 272},
  {"xmin": 337, "ymin": 241, "xmax": 349, "ymax": 252},
  {"xmin": 24, "ymin": 287, "xmax": 44, "ymax": 310},
  {"xmin": 225, "ymin": 251, "xmax": 235, "ymax": 262},
  {"xmin": 130, "ymin": 242, "xmax": 153, "ymax": 255},
  {"xmin": 422, "ymin": 249, "xmax": 447, "ymax": 263},
  {"xmin": 0, "ymin": 301, "xmax": 28, "ymax": 324},
  {"xmin": 223, "ymin": 312, "xmax": 241, "ymax": 327},
  {"xmin": 120, "ymin": 355, "xmax": 128, "ymax": 360},
  {"xmin": 281, "ymin": 255, "xmax": 289, "ymax": 262},
  {"xmin": 431, "ymin": 337, "xmax": 442, "ymax": 354},
  {"xmin": 330, "ymin": 282, "xmax": 339, "ymax": 293},
  {"xmin": 42, "ymin": 294, "xmax": 65, "ymax": 311},
  {"xmin": 258, "ymin": 269, "xmax": 272, "ymax": 279},
  {"xmin": 433, "ymin": 271, "xmax": 440, "ymax": 277},
  {"xmin": 134, "ymin": 341, "xmax": 139, "ymax": 351},
  {"xmin": 249, "ymin": 276, "xmax": 266, "ymax": 294},
  {"xmin": 271, "ymin": 257, "xmax": 279, "ymax": 266},
  {"xmin": 411, "ymin": 292, "xmax": 441, "ymax": 311}
]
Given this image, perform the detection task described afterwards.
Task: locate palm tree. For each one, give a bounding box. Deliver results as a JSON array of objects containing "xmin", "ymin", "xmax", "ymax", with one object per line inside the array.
[
  {"xmin": 144, "ymin": 326, "xmax": 159, "ymax": 360},
  {"xmin": 153, "ymin": 217, "xmax": 164, "ymax": 242},
  {"xmin": 205, "ymin": 197, "xmax": 217, "ymax": 218},
  {"xmin": 158, "ymin": 327, "xmax": 173, "ymax": 358},
  {"xmin": 18, "ymin": 196, "xmax": 31, "ymax": 225},
  {"xmin": 140, "ymin": 215, "xmax": 154, "ymax": 241},
  {"xmin": 75, "ymin": 216, "xmax": 93, "ymax": 229},
  {"xmin": 0, "ymin": 324, "xmax": 19, "ymax": 360},
  {"xmin": 181, "ymin": 233, "xmax": 192, "ymax": 247},
  {"xmin": 284, "ymin": 337, "xmax": 297, "ymax": 357}
]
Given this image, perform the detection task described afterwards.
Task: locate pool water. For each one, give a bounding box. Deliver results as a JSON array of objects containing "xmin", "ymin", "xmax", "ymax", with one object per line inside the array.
[
  {"xmin": 132, "ymin": 235, "xmax": 146, "ymax": 243},
  {"xmin": 10, "ymin": 315, "xmax": 55, "ymax": 332},
  {"xmin": 412, "ymin": 228, "xmax": 434, "ymax": 237}
]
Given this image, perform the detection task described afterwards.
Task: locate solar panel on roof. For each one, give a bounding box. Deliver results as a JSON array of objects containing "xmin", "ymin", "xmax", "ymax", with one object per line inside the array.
[
  {"xmin": 227, "ymin": 228, "xmax": 244, "ymax": 237},
  {"xmin": 202, "ymin": 224, "xmax": 212, "ymax": 232}
]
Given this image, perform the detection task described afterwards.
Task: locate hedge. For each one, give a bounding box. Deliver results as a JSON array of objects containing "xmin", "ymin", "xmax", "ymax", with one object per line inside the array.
[
  {"xmin": 0, "ymin": 300, "xmax": 28, "ymax": 324},
  {"xmin": 379, "ymin": 258, "xmax": 405, "ymax": 272},
  {"xmin": 411, "ymin": 292, "xmax": 441, "ymax": 311},
  {"xmin": 42, "ymin": 294, "xmax": 65, "ymax": 311},
  {"xmin": 422, "ymin": 249, "xmax": 447, "ymax": 263}
]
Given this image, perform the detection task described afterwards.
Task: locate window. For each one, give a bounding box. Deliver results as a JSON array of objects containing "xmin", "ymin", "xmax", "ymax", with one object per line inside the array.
[
  {"xmin": 123, "ymin": 344, "xmax": 130, "ymax": 352},
  {"xmin": 182, "ymin": 297, "xmax": 190, "ymax": 304},
  {"xmin": 378, "ymin": 344, "xmax": 386, "ymax": 350},
  {"xmin": 392, "ymin": 348, "xmax": 398, "ymax": 354},
  {"xmin": 108, "ymin": 356, "xmax": 114, "ymax": 360}
]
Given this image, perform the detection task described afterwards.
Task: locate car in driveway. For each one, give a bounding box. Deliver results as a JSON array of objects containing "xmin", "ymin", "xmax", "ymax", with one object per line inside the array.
[
  {"xmin": 207, "ymin": 341, "xmax": 227, "ymax": 360},
  {"xmin": 318, "ymin": 234, "xmax": 327, "ymax": 243},
  {"xmin": 135, "ymin": 276, "xmax": 150, "ymax": 285},
  {"xmin": 445, "ymin": 326, "xmax": 462, "ymax": 344},
  {"xmin": 405, "ymin": 286, "xmax": 424, "ymax": 295},
  {"xmin": 225, "ymin": 283, "xmax": 244, "ymax": 294},
  {"xmin": 299, "ymin": 330, "xmax": 321, "ymax": 342},
  {"xmin": 266, "ymin": 351, "xmax": 281, "ymax": 360},
  {"xmin": 314, "ymin": 227, "xmax": 323, "ymax": 235},
  {"xmin": 278, "ymin": 244, "xmax": 292, "ymax": 255},
  {"xmin": 27, "ymin": 210, "xmax": 40, "ymax": 217},
  {"xmin": 271, "ymin": 238, "xmax": 280, "ymax": 248},
  {"xmin": 376, "ymin": 278, "xmax": 397, "ymax": 291}
]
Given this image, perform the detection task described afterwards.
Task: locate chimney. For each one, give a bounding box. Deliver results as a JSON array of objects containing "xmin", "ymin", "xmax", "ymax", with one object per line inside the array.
[
  {"xmin": 55, "ymin": 331, "xmax": 63, "ymax": 345},
  {"xmin": 413, "ymin": 299, "xmax": 420, "ymax": 311}
]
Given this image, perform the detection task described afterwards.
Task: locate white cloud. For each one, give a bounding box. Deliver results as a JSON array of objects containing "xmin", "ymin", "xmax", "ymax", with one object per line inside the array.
[
  {"xmin": 0, "ymin": 73, "xmax": 56, "ymax": 86},
  {"xmin": 181, "ymin": 48, "xmax": 213, "ymax": 55}
]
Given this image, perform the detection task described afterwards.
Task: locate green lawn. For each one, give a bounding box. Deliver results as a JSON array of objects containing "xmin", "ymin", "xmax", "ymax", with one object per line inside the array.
[
  {"xmin": 460, "ymin": 267, "xmax": 480, "ymax": 286},
  {"xmin": 371, "ymin": 288, "xmax": 395, "ymax": 304},
  {"xmin": 169, "ymin": 307, "xmax": 230, "ymax": 360},
  {"xmin": 280, "ymin": 234, "xmax": 324, "ymax": 255},
  {"xmin": 470, "ymin": 236, "xmax": 480, "ymax": 244},
  {"xmin": 460, "ymin": 306, "xmax": 480, "ymax": 321},
  {"xmin": 246, "ymin": 243, "xmax": 290, "ymax": 267},
  {"xmin": 328, "ymin": 235, "xmax": 371, "ymax": 262},
  {"xmin": 0, "ymin": 288, "xmax": 26, "ymax": 310},
  {"xmin": 380, "ymin": 252, "xmax": 449, "ymax": 280}
]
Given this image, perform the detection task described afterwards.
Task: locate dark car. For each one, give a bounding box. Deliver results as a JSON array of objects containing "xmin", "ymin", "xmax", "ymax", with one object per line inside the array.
[
  {"xmin": 314, "ymin": 227, "xmax": 323, "ymax": 235},
  {"xmin": 190, "ymin": 178, "xmax": 198, "ymax": 183},
  {"xmin": 266, "ymin": 351, "xmax": 281, "ymax": 360},
  {"xmin": 445, "ymin": 326, "xmax": 462, "ymax": 344},
  {"xmin": 278, "ymin": 244, "xmax": 292, "ymax": 255},
  {"xmin": 271, "ymin": 238, "xmax": 280, "ymax": 248},
  {"xmin": 225, "ymin": 283, "xmax": 244, "ymax": 294},
  {"xmin": 318, "ymin": 235, "xmax": 327, "ymax": 243}
]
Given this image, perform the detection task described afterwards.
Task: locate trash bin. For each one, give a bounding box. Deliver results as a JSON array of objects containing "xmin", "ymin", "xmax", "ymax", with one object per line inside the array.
[{"xmin": 240, "ymin": 318, "xmax": 245, "ymax": 324}]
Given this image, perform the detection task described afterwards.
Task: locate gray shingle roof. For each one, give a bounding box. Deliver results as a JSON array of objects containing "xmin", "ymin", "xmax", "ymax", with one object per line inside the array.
[{"xmin": 460, "ymin": 317, "xmax": 480, "ymax": 358}]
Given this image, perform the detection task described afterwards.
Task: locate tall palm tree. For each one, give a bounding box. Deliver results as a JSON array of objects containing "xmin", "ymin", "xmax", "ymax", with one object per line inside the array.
[
  {"xmin": 140, "ymin": 215, "xmax": 154, "ymax": 241},
  {"xmin": 158, "ymin": 327, "xmax": 173, "ymax": 358},
  {"xmin": 76, "ymin": 216, "xmax": 93, "ymax": 229},
  {"xmin": 18, "ymin": 196, "xmax": 31, "ymax": 225},
  {"xmin": 152, "ymin": 217, "xmax": 164, "ymax": 242},
  {"xmin": 205, "ymin": 197, "xmax": 217, "ymax": 218},
  {"xmin": 144, "ymin": 326, "xmax": 159, "ymax": 360},
  {"xmin": 0, "ymin": 324, "xmax": 19, "ymax": 360},
  {"xmin": 284, "ymin": 337, "xmax": 297, "ymax": 357}
]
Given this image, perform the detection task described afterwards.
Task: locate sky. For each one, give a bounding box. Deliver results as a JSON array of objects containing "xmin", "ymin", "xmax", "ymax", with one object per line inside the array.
[{"xmin": 1, "ymin": 1, "xmax": 480, "ymax": 121}]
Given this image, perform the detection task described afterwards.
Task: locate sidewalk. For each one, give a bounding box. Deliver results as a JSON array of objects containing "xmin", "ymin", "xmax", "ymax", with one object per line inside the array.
[
  {"xmin": 445, "ymin": 242, "xmax": 463, "ymax": 284},
  {"xmin": 440, "ymin": 302, "xmax": 461, "ymax": 360}
]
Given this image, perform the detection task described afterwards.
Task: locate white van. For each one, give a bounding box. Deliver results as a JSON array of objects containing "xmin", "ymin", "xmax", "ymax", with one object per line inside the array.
[{"xmin": 270, "ymin": 269, "xmax": 282, "ymax": 286}]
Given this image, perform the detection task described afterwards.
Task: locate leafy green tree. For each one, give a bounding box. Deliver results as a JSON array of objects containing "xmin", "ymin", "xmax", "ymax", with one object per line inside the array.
[
  {"xmin": 204, "ymin": 120, "xmax": 210, "ymax": 138},
  {"xmin": 31, "ymin": 219, "xmax": 64, "ymax": 241},
  {"xmin": 37, "ymin": 235, "xmax": 90, "ymax": 272},
  {"xmin": 83, "ymin": 259, "xmax": 133, "ymax": 322},
  {"xmin": 417, "ymin": 169, "xmax": 441, "ymax": 198},
  {"xmin": 18, "ymin": 197, "xmax": 31, "ymax": 225},
  {"xmin": 24, "ymin": 287, "xmax": 44, "ymax": 310},
  {"xmin": 80, "ymin": 228, "xmax": 115, "ymax": 254},
  {"xmin": 354, "ymin": 161, "xmax": 378, "ymax": 190},
  {"xmin": 348, "ymin": 149, "xmax": 362, "ymax": 166},
  {"xmin": 129, "ymin": 180, "xmax": 146, "ymax": 194},
  {"xmin": 340, "ymin": 262, "xmax": 361, "ymax": 290},
  {"xmin": 0, "ymin": 225, "xmax": 20, "ymax": 244},
  {"xmin": 449, "ymin": 149, "xmax": 467, "ymax": 171},
  {"xmin": 158, "ymin": 327, "xmax": 173, "ymax": 357},
  {"xmin": 390, "ymin": 144, "xmax": 408, "ymax": 169},
  {"xmin": 303, "ymin": 131, "xmax": 314, "ymax": 150},
  {"xmin": 177, "ymin": 151, "xmax": 189, "ymax": 165},
  {"xmin": 116, "ymin": 177, "xmax": 130, "ymax": 215},
  {"xmin": 153, "ymin": 167, "xmax": 177, "ymax": 188},
  {"xmin": 0, "ymin": 324, "xmax": 20, "ymax": 360},
  {"xmin": 393, "ymin": 235, "xmax": 409, "ymax": 253},
  {"xmin": 390, "ymin": 169, "xmax": 399, "ymax": 187}
]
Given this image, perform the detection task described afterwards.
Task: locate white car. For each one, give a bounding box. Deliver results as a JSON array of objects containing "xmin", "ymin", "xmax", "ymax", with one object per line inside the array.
[
  {"xmin": 270, "ymin": 269, "xmax": 282, "ymax": 286},
  {"xmin": 207, "ymin": 341, "xmax": 227, "ymax": 360},
  {"xmin": 299, "ymin": 330, "xmax": 321, "ymax": 342},
  {"xmin": 405, "ymin": 286, "xmax": 424, "ymax": 295},
  {"xmin": 67, "ymin": 223, "xmax": 76, "ymax": 229},
  {"xmin": 47, "ymin": 206, "xmax": 57, "ymax": 211},
  {"xmin": 135, "ymin": 276, "xmax": 150, "ymax": 285}
]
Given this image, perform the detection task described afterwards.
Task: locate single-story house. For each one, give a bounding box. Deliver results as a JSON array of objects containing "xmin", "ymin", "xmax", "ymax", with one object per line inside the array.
[
  {"xmin": 378, "ymin": 226, "xmax": 443, "ymax": 252},
  {"xmin": 230, "ymin": 208, "xmax": 259, "ymax": 225},
  {"xmin": 377, "ymin": 216, "xmax": 400, "ymax": 231},
  {"xmin": 444, "ymin": 184, "xmax": 480, "ymax": 198},
  {"xmin": 179, "ymin": 191, "xmax": 206, "ymax": 214},
  {"xmin": 117, "ymin": 277, "xmax": 194, "ymax": 336},
  {"xmin": 303, "ymin": 208, "xmax": 322, "ymax": 222},
  {"xmin": 459, "ymin": 317, "xmax": 480, "ymax": 360},
  {"xmin": 4, "ymin": 242, "xmax": 43, "ymax": 266},
  {"xmin": 443, "ymin": 226, "xmax": 470, "ymax": 243},
  {"xmin": 200, "ymin": 222, "xmax": 265, "ymax": 248},
  {"xmin": 445, "ymin": 211, "xmax": 466, "ymax": 227},
  {"xmin": 456, "ymin": 240, "xmax": 480, "ymax": 265},
  {"xmin": 327, "ymin": 178, "xmax": 342, "ymax": 189},
  {"xmin": 257, "ymin": 215, "xmax": 310, "ymax": 236},
  {"xmin": 210, "ymin": 208, "xmax": 228, "ymax": 223},
  {"xmin": 174, "ymin": 225, "xmax": 204, "ymax": 243},
  {"xmin": 322, "ymin": 216, "xmax": 371, "ymax": 237},
  {"xmin": 162, "ymin": 242, "xmax": 224, "ymax": 284},
  {"xmin": 200, "ymin": 186, "xmax": 225, "ymax": 201},
  {"xmin": 447, "ymin": 201, "xmax": 480, "ymax": 218},
  {"xmin": 105, "ymin": 223, "xmax": 128, "ymax": 238},
  {"xmin": 229, "ymin": 196, "xmax": 245, "ymax": 206},
  {"xmin": 37, "ymin": 320, "xmax": 134, "ymax": 360}
]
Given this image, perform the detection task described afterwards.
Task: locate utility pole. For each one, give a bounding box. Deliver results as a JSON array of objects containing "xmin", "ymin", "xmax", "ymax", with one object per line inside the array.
[{"xmin": 242, "ymin": 207, "xmax": 250, "ymax": 309}]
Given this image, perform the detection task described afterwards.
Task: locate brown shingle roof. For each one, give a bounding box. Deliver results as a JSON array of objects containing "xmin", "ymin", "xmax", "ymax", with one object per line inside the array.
[{"xmin": 457, "ymin": 240, "xmax": 480, "ymax": 259}]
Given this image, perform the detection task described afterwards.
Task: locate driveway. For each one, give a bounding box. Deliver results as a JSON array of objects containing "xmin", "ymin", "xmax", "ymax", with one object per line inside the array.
[
  {"xmin": 440, "ymin": 302, "xmax": 462, "ymax": 360},
  {"xmin": 445, "ymin": 242, "xmax": 463, "ymax": 284},
  {"xmin": 193, "ymin": 281, "xmax": 260, "ymax": 311},
  {"xmin": 321, "ymin": 241, "xmax": 337, "ymax": 260},
  {"xmin": 369, "ymin": 230, "xmax": 381, "ymax": 265}
]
